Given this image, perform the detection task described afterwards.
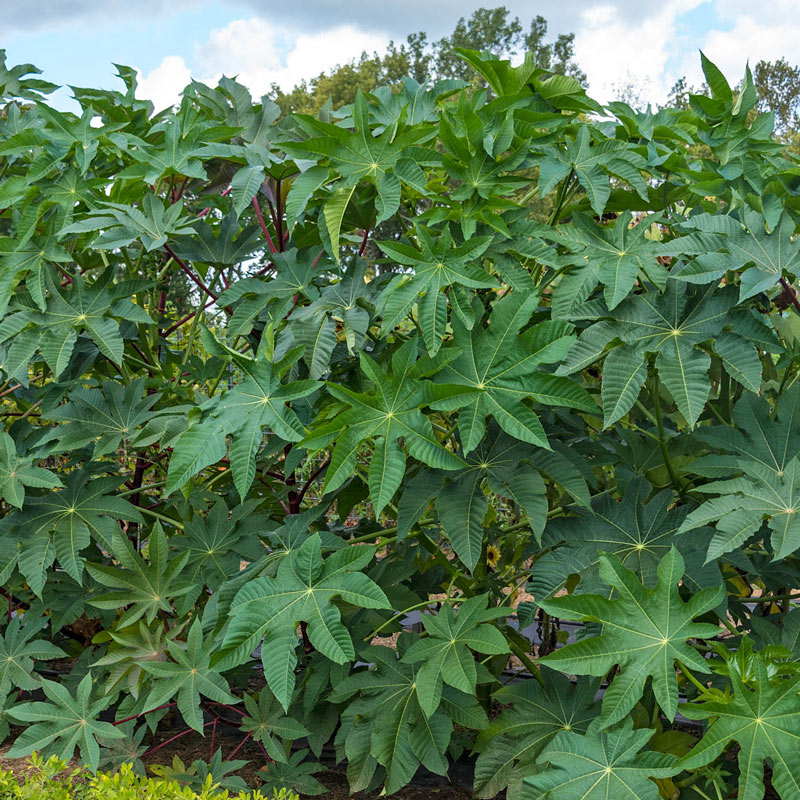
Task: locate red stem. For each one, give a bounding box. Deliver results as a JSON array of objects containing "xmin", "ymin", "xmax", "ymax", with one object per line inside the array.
[
  {"xmin": 130, "ymin": 342, "xmax": 152, "ymax": 366},
  {"xmin": 296, "ymin": 457, "xmax": 331, "ymax": 506},
  {"xmin": 358, "ymin": 227, "xmax": 370, "ymax": 257},
  {"xmin": 205, "ymin": 701, "xmax": 245, "ymax": 717},
  {"xmin": 228, "ymin": 731, "xmax": 252, "ymax": 761},
  {"xmin": 113, "ymin": 702, "xmax": 177, "ymax": 727},
  {"xmin": 780, "ymin": 277, "xmax": 800, "ymax": 315},
  {"xmin": 252, "ymin": 197, "xmax": 277, "ymax": 254},
  {"xmin": 142, "ymin": 721, "xmax": 213, "ymax": 758},
  {"xmin": 210, "ymin": 718, "xmax": 217, "ymax": 758},
  {"xmin": 161, "ymin": 297, "xmax": 217, "ymax": 337},
  {"xmin": 163, "ymin": 244, "xmax": 218, "ymax": 302}
]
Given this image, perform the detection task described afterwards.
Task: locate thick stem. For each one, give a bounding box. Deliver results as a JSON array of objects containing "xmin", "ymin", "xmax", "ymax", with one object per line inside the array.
[
  {"xmin": 649, "ymin": 368, "xmax": 685, "ymax": 497},
  {"xmin": 113, "ymin": 702, "xmax": 176, "ymax": 726},
  {"xmin": 677, "ymin": 659, "xmax": 712, "ymax": 697},
  {"xmin": 163, "ymin": 244, "xmax": 219, "ymax": 302},
  {"xmin": 275, "ymin": 178, "xmax": 284, "ymax": 252},
  {"xmin": 548, "ymin": 170, "xmax": 575, "ymax": 226},
  {"xmin": 358, "ymin": 227, "xmax": 370, "ymax": 257},
  {"xmin": 780, "ymin": 276, "xmax": 800, "ymax": 315},
  {"xmin": 252, "ymin": 197, "xmax": 277, "ymax": 254}
]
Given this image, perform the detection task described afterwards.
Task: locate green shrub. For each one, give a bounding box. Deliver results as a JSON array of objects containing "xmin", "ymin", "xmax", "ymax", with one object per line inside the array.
[
  {"xmin": 0, "ymin": 754, "xmax": 293, "ymax": 800},
  {"xmin": 2, "ymin": 42, "xmax": 800, "ymax": 800}
]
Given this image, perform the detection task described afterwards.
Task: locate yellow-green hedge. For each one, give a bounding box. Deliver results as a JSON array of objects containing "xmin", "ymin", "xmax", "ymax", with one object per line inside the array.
[{"xmin": 0, "ymin": 755, "xmax": 295, "ymax": 800}]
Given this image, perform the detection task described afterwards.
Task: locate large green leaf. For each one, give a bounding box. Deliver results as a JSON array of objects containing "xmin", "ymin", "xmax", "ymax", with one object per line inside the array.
[
  {"xmin": 7, "ymin": 673, "xmax": 123, "ymax": 772},
  {"xmin": 0, "ymin": 431, "xmax": 60, "ymax": 507},
  {"xmin": 86, "ymin": 524, "xmax": 195, "ymax": 628},
  {"xmin": 331, "ymin": 643, "xmax": 487, "ymax": 795},
  {"xmin": 433, "ymin": 291, "xmax": 595, "ymax": 452},
  {"xmin": 0, "ymin": 617, "xmax": 65, "ymax": 696},
  {"xmin": 474, "ymin": 669, "xmax": 600, "ymax": 800},
  {"xmin": 218, "ymin": 534, "xmax": 390, "ymax": 709},
  {"xmin": 401, "ymin": 595, "xmax": 507, "ymax": 716},
  {"xmin": 526, "ymin": 718, "xmax": 679, "ymax": 800},
  {"xmin": 142, "ymin": 620, "xmax": 239, "ymax": 732},
  {"xmin": 540, "ymin": 548, "xmax": 724, "ymax": 726},
  {"xmin": 680, "ymin": 456, "xmax": 800, "ymax": 561},
  {"xmin": 531, "ymin": 478, "xmax": 720, "ymax": 600},
  {"xmin": 377, "ymin": 225, "xmax": 494, "ymax": 355},
  {"xmin": 11, "ymin": 472, "xmax": 142, "ymax": 592},
  {"xmin": 303, "ymin": 337, "xmax": 468, "ymax": 514},
  {"xmin": 680, "ymin": 651, "xmax": 800, "ymax": 800}
]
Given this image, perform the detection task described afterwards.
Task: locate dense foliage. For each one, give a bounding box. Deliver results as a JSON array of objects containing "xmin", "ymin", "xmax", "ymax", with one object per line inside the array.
[
  {"xmin": 0, "ymin": 754, "xmax": 293, "ymax": 799},
  {"xmin": 1, "ymin": 43, "xmax": 800, "ymax": 800},
  {"xmin": 269, "ymin": 7, "xmax": 585, "ymax": 115}
]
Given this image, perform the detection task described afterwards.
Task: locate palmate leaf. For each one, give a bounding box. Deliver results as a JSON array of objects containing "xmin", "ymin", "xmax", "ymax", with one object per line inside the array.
[
  {"xmin": 170, "ymin": 212, "xmax": 261, "ymax": 265},
  {"xmin": 439, "ymin": 435, "xmax": 542, "ymax": 568},
  {"xmin": 303, "ymin": 337, "xmax": 468, "ymax": 514},
  {"xmin": 7, "ymin": 673, "xmax": 123, "ymax": 772},
  {"xmin": 281, "ymin": 90, "xmax": 428, "ymax": 200},
  {"xmin": 167, "ymin": 347, "xmax": 317, "ymax": 496},
  {"xmin": 217, "ymin": 534, "xmax": 390, "ymax": 710},
  {"xmin": 679, "ymin": 456, "xmax": 800, "ymax": 561},
  {"xmin": 401, "ymin": 595, "xmax": 508, "ymax": 716},
  {"xmin": 377, "ymin": 225, "xmax": 495, "ymax": 355},
  {"xmin": 44, "ymin": 378, "xmax": 160, "ymax": 457},
  {"xmin": 546, "ymin": 212, "xmax": 666, "ymax": 310},
  {"xmin": 141, "ymin": 620, "xmax": 240, "ymax": 733},
  {"xmin": 679, "ymin": 388, "xmax": 800, "ymax": 561},
  {"xmin": 86, "ymin": 524, "xmax": 196, "ymax": 629},
  {"xmin": 538, "ymin": 132, "xmax": 649, "ymax": 217},
  {"xmin": 331, "ymin": 643, "xmax": 488, "ymax": 795},
  {"xmin": 0, "ymin": 232, "xmax": 71, "ymax": 316},
  {"xmin": 473, "ymin": 669, "xmax": 600, "ymax": 800},
  {"xmin": 289, "ymin": 258, "xmax": 374, "ymax": 374},
  {"xmin": 432, "ymin": 291, "xmax": 595, "ymax": 453},
  {"xmin": 240, "ymin": 689, "xmax": 310, "ymax": 763},
  {"xmin": 668, "ymin": 210, "xmax": 800, "ymax": 301},
  {"xmin": 59, "ymin": 193, "xmax": 197, "ymax": 252},
  {"xmin": 531, "ymin": 477, "xmax": 720, "ymax": 600},
  {"xmin": 526, "ymin": 718, "xmax": 680, "ymax": 800},
  {"xmin": 680, "ymin": 651, "xmax": 800, "ymax": 800},
  {"xmin": 561, "ymin": 280, "xmax": 778, "ymax": 427},
  {"xmin": 0, "ymin": 431, "xmax": 60, "ymax": 508},
  {"xmin": 0, "ymin": 616, "xmax": 65, "ymax": 696},
  {"xmin": 539, "ymin": 548, "xmax": 724, "ymax": 726},
  {"xmin": 257, "ymin": 749, "xmax": 326, "ymax": 796},
  {"xmin": 0, "ymin": 270, "xmax": 150, "ymax": 375},
  {"xmin": 10, "ymin": 472, "xmax": 142, "ymax": 593},
  {"xmin": 171, "ymin": 498, "xmax": 263, "ymax": 588},
  {"xmin": 92, "ymin": 620, "xmax": 184, "ymax": 699},
  {"xmin": 692, "ymin": 388, "xmax": 800, "ymax": 479},
  {"xmin": 428, "ymin": 425, "xmax": 583, "ymax": 570}
]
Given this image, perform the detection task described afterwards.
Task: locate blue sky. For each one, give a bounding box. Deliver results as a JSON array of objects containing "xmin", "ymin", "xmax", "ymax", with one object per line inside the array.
[{"xmin": 2, "ymin": 1, "xmax": 797, "ymax": 110}]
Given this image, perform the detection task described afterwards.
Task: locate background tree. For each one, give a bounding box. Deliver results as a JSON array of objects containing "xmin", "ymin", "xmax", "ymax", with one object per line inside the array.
[
  {"xmin": 271, "ymin": 6, "xmax": 585, "ymax": 115},
  {"xmin": 753, "ymin": 57, "xmax": 800, "ymax": 135}
]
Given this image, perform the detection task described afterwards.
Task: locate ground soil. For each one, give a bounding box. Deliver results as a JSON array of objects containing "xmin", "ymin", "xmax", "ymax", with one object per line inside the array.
[{"xmin": 1, "ymin": 716, "xmax": 473, "ymax": 800}]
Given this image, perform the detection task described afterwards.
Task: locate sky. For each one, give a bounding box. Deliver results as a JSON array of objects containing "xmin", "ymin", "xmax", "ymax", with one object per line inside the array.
[{"xmin": 3, "ymin": 1, "xmax": 800, "ymax": 110}]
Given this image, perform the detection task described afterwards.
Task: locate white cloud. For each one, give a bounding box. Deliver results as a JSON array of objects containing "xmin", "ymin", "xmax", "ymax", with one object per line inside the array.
[
  {"xmin": 136, "ymin": 55, "xmax": 192, "ymax": 110},
  {"xmin": 573, "ymin": 0, "xmax": 705, "ymax": 105},
  {"xmin": 195, "ymin": 18, "xmax": 389, "ymax": 95},
  {"xmin": 135, "ymin": 18, "xmax": 389, "ymax": 109},
  {"xmin": 686, "ymin": 11, "xmax": 800, "ymax": 87}
]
